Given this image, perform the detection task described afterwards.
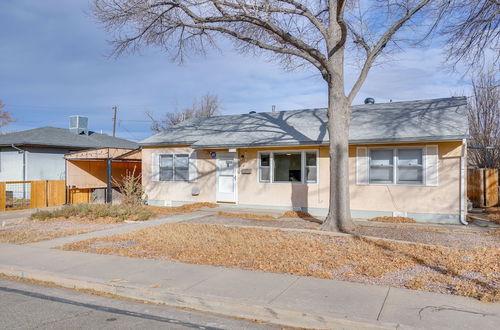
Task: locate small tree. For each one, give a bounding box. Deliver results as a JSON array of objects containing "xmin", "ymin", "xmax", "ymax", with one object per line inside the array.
[
  {"xmin": 147, "ymin": 93, "xmax": 221, "ymax": 132},
  {"xmin": 0, "ymin": 100, "xmax": 13, "ymax": 133},
  {"xmin": 92, "ymin": 0, "xmax": 498, "ymax": 232},
  {"xmin": 467, "ymin": 65, "xmax": 500, "ymax": 169}
]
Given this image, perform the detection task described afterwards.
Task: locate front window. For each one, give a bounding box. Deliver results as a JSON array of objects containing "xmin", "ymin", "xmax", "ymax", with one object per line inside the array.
[
  {"xmin": 259, "ymin": 151, "xmax": 318, "ymax": 183},
  {"xmin": 274, "ymin": 152, "xmax": 302, "ymax": 182},
  {"xmin": 159, "ymin": 154, "xmax": 189, "ymax": 181},
  {"xmin": 369, "ymin": 148, "xmax": 423, "ymax": 185}
]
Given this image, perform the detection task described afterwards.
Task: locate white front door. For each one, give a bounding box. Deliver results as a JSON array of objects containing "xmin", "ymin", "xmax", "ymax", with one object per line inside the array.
[{"xmin": 216, "ymin": 152, "xmax": 237, "ymax": 203}]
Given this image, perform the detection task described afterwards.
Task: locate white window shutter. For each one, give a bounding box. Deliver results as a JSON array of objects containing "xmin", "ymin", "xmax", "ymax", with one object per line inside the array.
[
  {"xmin": 189, "ymin": 151, "xmax": 198, "ymax": 182},
  {"xmin": 356, "ymin": 147, "xmax": 369, "ymax": 184},
  {"xmin": 424, "ymin": 145, "xmax": 438, "ymax": 186},
  {"xmin": 151, "ymin": 153, "xmax": 160, "ymax": 182}
]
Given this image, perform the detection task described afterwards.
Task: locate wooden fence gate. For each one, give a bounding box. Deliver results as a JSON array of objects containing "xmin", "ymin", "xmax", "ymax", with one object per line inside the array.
[
  {"xmin": 467, "ymin": 168, "xmax": 499, "ymax": 207},
  {"xmin": 0, "ymin": 180, "xmax": 66, "ymax": 211}
]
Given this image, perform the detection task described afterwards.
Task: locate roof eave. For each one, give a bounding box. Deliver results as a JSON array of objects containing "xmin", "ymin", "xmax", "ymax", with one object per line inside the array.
[{"xmin": 189, "ymin": 135, "xmax": 469, "ymax": 149}]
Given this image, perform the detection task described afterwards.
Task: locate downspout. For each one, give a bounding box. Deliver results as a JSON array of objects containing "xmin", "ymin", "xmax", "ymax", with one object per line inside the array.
[
  {"xmin": 11, "ymin": 144, "xmax": 26, "ymax": 182},
  {"xmin": 11, "ymin": 144, "xmax": 27, "ymax": 200},
  {"xmin": 459, "ymin": 139, "xmax": 468, "ymax": 225}
]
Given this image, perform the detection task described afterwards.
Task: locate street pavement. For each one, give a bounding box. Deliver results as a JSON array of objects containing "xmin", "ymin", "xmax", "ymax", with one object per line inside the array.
[{"xmin": 0, "ymin": 278, "xmax": 275, "ymax": 329}]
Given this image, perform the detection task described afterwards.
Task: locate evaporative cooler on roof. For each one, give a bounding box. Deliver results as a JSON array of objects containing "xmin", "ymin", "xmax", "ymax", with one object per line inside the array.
[{"xmin": 69, "ymin": 115, "xmax": 89, "ymax": 135}]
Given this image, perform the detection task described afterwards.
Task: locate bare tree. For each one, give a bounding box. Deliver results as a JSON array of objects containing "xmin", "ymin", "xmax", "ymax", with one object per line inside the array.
[
  {"xmin": 147, "ymin": 93, "xmax": 221, "ymax": 132},
  {"xmin": 92, "ymin": 0, "xmax": 464, "ymax": 232},
  {"xmin": 438, "ymin": 0, "xmax": 499, "ymax": 70},
  {"xmin": 468, "ymin": 65, "xmax": 500, "ymax": 168},
  {"xmin": 0, "ymin": 100, "xmax": 13, "ymax": 133}
]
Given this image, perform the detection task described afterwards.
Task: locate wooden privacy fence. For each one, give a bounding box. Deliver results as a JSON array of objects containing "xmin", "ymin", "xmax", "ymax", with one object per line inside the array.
[
  {"xmin": 0, "ymin": 180, "xmax": 66, "ymax": 211},
  {"xmin": 467, "ymin": 168, "xmax": 499, "ymax": 207}
]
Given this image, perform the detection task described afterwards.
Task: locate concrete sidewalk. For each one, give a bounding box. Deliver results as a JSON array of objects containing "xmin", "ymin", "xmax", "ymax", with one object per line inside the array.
[{"xmin": 1, "ymin": 243, "xmax": 498, "ymax": 329}]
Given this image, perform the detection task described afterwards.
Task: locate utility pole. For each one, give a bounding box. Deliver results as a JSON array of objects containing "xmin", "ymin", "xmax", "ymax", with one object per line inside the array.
[{"xmin": 112, "ymin": 106, "xmax": 117, "ymax": 137}]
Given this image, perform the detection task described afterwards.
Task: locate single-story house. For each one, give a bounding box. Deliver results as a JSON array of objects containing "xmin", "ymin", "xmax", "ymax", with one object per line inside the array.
[
  {"xmin": 140, "ymin": 97, "xmax": 469, "ymax": 224},
  {"xmin": 0, "ymin": 116, "xmax": 138, "ymax": 201}
]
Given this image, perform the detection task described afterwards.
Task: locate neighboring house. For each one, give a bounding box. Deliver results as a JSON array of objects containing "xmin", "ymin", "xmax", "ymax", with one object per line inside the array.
[
  {"xmin": 140, "ymin": 97, "xmax": 469, "ymax": 224},
  {"xmin": 0, "ymin": 116, "xmax": 138, "ymax": 183}
]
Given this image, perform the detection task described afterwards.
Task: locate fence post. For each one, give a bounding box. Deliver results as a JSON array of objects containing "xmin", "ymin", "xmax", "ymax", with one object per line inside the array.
[{"xmin": 0, "ymin": 182, "xmax": 5, "ymax": 211}]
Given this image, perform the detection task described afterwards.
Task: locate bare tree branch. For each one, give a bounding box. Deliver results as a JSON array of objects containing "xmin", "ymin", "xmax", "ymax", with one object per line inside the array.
[
  {"xmin": 148, "ymin": 93, "xmax": 222, "ymax": 132},
  {"xmin": 468, "ymin": 65, "xmax": 500, "ymax": 168}
]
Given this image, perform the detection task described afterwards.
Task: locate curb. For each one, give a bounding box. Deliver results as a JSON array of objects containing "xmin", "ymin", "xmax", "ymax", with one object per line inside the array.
[{"xmin": 0, "ymin": 265, "xmax": 402, "ymax": 330}]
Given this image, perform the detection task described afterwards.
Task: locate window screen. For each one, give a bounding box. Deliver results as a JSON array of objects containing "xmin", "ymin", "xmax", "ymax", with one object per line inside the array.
[
  {"xmin": 159, "ymin": 154, "xmax": 189, "ymax": 182},
  {"xmin": 397, "ymin": 149, "xmax": 423, "ymax": 184},
  {"xmin": 369, "ymin": 149, "xmax": 394, "ymax": 184}
]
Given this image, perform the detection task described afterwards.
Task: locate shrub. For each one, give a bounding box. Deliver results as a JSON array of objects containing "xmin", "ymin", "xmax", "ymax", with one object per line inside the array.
[
  {"xmin": 112, "ymin": 167, "xmax": 145, "ymax": 206},
  {"xmin": 30, "ymin": 204, "xmax": 154, "ymax": 222}
]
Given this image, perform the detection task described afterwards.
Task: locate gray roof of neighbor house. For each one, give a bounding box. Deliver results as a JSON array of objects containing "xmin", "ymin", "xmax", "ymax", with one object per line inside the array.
[
  {"xmin": 141, "ymin": 97, "xmax": 468, "ymax": 148},
  {"xmin": 0, "ymin": 127, "xmax": 139, "ymax": 149}
]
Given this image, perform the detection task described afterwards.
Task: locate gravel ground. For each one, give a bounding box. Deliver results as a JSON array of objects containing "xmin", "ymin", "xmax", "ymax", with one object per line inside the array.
[
  {"xmin": 182, "ymin": 214, "xmax": 499, "ymax": 249},
  {"xmin": 180, "ymin": 214, "xmax": 321, "ymax": 230},
  {"xmin": 353, "ymin": 225, "xmax": 499, "ymax": 249}
]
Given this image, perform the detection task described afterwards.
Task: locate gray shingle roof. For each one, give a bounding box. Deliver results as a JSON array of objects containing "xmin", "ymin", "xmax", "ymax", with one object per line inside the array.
[
  {"xmin": 141, "ymin": 97, "xmax": 468, "ymax": 148},
  {"xmin": 0, "ymin": 127, "xmax": 139, "ymax": 149}
]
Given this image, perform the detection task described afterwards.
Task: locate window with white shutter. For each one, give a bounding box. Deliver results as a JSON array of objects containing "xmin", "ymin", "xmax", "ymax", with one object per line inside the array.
[{"xmin": 358, "ymin": 146, "xmax": 434, "ymax": 186}]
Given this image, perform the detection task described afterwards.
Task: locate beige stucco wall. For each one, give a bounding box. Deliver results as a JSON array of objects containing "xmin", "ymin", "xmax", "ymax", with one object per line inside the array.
[
  {"xmin": 142, "ymin": 147, "xmax": 218, "ymax": 204},
  {"xmin": 349, "ymin": 141, "xmax": 462, "ymax": 215},
  {"xmin": 142, "ymin": 141, "xmax": 463, "ymax": 217}
]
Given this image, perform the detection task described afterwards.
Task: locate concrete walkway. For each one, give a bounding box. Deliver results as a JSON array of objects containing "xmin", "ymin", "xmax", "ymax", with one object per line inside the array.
[
  {"xmin": 1, "ymin": 243, "xmax": 498, "ymax": 329},
  {"xmin": 27, "ymin": 211, "xmax": 212, "ymax": 248}
]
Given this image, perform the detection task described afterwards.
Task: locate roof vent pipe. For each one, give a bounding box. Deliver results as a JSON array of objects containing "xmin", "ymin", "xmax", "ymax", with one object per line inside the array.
[{"xmin": 364, "ymin": 98, "xmax": 375, "ymax": 104}]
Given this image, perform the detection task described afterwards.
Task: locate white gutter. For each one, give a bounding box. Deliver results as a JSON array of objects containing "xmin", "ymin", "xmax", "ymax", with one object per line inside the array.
[{"xmin": 459, "ymin": 139, "xmax": 468, "ymax": 225}]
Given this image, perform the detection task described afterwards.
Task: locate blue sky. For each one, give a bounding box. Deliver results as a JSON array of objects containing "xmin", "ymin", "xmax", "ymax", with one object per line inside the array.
[{"xmin": 0, "ymin": 0, "xmax": 470, "ymax": 141}]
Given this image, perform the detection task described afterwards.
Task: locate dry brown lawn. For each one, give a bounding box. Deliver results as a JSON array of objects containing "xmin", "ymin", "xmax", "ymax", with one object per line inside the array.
[
  {"xmin": 0, "ymin": 220, "xmax": 118, "ymax": 244},
  {"xmin": 370, "ymin": 216, "xmax": 416, "ymax": 223},
  {"xmin": 61, "ymin": 223, "xmax": 500, "ymax": 302}
]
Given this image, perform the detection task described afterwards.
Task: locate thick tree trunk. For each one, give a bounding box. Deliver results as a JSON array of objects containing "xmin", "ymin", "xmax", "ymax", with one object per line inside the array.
[{"xmin": 321, "ymin": 85, "xmax": 356, "ymax": 233}]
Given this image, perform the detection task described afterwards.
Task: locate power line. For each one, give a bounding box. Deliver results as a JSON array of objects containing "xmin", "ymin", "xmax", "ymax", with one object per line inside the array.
[{"xmin": 5, "ymin": 103, "xmax": 163, "ymax": 110}]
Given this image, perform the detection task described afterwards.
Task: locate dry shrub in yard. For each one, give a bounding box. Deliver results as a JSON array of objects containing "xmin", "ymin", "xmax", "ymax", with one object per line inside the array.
[
  {"xmin": 30, "ymin": 204, "xmax": 154, "ymax": 222},
  {"xmin": 370, "ymin": 216, "xmax": 416, "ymax": 223},
  {"xmin": 62, "ymin": 223, "xmax": 500, "ymax": 302},
  {"xmin": 112, "ymin": 167, "xmax": 144, "ymax": 206}
]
